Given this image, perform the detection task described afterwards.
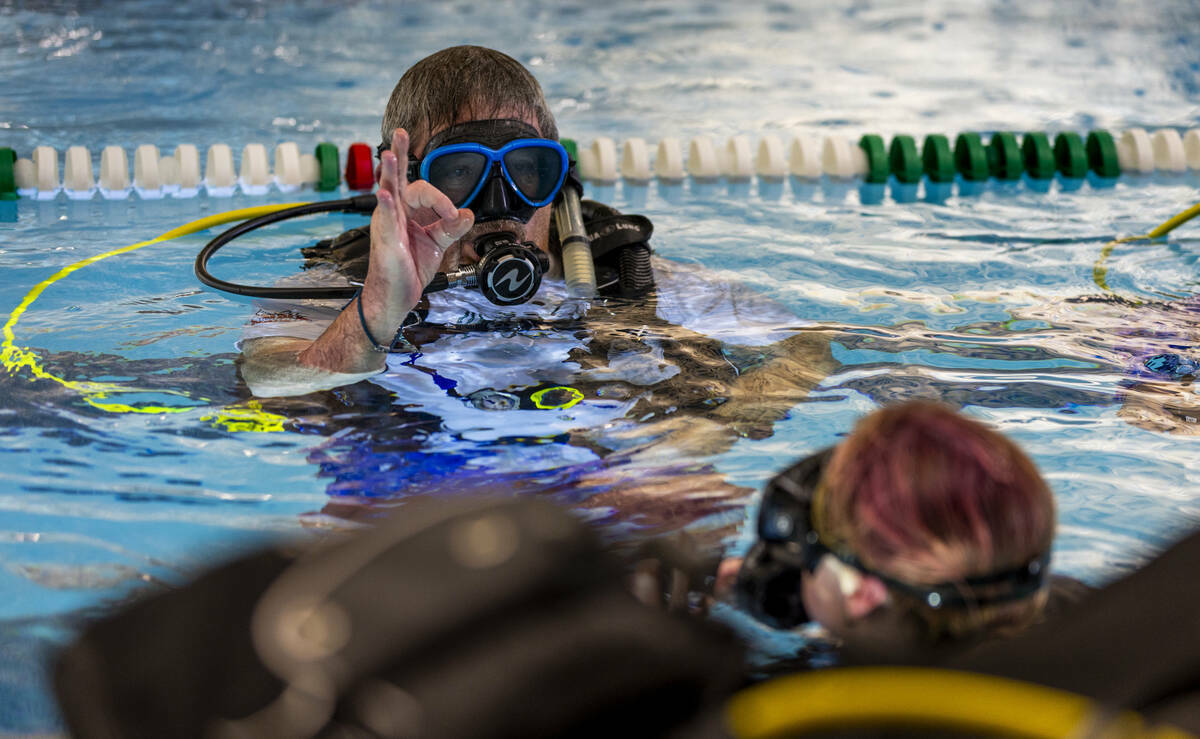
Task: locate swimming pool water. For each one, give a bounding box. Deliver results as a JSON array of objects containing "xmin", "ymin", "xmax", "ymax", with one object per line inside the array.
[{"xmin": 3, "ymin": 0, "xmax": 1200, "ymax": 731}]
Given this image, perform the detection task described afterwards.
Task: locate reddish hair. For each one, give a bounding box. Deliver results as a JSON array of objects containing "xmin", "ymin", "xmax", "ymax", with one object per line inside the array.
[{"xmin": 819, "ymin": 401, "xmax": 1054, "ymax": 588}]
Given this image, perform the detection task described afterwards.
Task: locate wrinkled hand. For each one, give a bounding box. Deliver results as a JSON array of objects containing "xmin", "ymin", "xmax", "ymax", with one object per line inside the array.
[{"xmin": 360, "ymin": 128, "xmax": 474, "ymax": 343}]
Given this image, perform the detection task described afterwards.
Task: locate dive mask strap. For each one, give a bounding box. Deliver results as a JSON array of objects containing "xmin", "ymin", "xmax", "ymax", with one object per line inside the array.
[{"xmin": 824, "ymin": 544, "xmax": 1051, "ymax": 610}]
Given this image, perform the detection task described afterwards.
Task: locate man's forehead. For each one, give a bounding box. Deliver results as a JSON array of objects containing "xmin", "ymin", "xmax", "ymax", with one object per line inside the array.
[{"xmin": 415, "ymin": 111, "xmax": 542, "ymax": 154}]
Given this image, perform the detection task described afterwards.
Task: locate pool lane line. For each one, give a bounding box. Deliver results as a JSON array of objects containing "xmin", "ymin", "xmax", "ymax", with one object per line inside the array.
[
  {"xmin": 1, "ymin": 203, "xmax": 305, "ymax": 430},
  {"xmin": 1092, "ymin": 201, "xmax": 1200, "ymax": 295}
]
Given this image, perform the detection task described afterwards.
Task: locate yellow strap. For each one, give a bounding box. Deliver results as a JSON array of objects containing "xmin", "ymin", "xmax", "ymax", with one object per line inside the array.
[
  {"xmin": 2, "ymin": 203, "xmax": 304, "ymax": 429},
  {"xmin": 724, "ymin": 667, "xmax": 1195, "ymax": 739},
  {"xmin": 1093, "ymin": 201, "xmax": 1200, "ymax": 294}
]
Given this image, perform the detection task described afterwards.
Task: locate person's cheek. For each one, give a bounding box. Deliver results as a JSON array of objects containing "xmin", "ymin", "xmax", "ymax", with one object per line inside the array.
[{"xmin": 801, "ymin": 565, "xmax": 846, "ymax": 635}]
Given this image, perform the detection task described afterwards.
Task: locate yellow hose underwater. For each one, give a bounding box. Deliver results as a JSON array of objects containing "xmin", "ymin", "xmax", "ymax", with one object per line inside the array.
[
  {"xmin": 1092, "ymin": 201, "xmax": 1200, "ymax": 293},
  {"xmin": 1, "ymin": 203, "xmax": 306, "ymax": 430}
]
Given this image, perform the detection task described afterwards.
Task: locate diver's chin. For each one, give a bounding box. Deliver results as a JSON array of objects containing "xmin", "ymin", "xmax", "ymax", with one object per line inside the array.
[{"xmin": 461, "ymin": 221, "xmax": 530, "ymax": 260}]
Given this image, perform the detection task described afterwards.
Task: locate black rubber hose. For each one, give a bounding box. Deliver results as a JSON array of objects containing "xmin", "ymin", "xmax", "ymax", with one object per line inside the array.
[
  {"xmin": 618, "ymin": 244, "xmax": 654, "ymax": 297},
  {"xmin": 194, "ymin": 194, "xmax": 376, "ymax": 299}
]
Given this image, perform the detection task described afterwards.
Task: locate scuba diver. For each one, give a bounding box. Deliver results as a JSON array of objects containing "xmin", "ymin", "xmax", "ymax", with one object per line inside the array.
[
  {"xmin": 720, "ymin": 400, "xmax": 1091, "ymax": 664},
  {"xmin": 228, "ymin": 46, "xmax": 837, "ymax": 542}
]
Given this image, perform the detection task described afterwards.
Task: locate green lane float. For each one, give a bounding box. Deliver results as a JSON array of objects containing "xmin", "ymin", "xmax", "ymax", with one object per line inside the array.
[
  {"xmin": 889, "ymin": 135, "xmax": 922, "ymax": 184},
  {"xmin": 859, "ymin": 134, "xmax": 888, "ymax": 184},
  {"xmin": 922, "ymin": 134, "xmax": 955, "ymax": 183},
  {"xmin": 314, "ymin": 142, "xmax": 341, "ymax": 191},
  {"xmin": 1022, "ymin": 132, "xmax": 1056, "ymax": 180},
  {"xmin": 1086, "ymin": 130, "xmax": 1121, "ymax": 178},
  {"xmin": 560, "ymin": 137, "xmax": 578, "ymax": 162},
  {"xmin": 954, "ymin": 133, "xmax": 989, "ymax": 181},
  {"xmin": 987, "ymin": 132, "xmax": 1023, "ymax": 180},
  {"xmin": 1054, "ymin": 132, "xmax": 1088, "ymax": 178},
  {"xmin": 1056, "ymin": 132, "xmax": 1094, "ymax": 178},
  {"xmin": 0, "ymin": 147, "xmax": 16, "ymax": 200}
]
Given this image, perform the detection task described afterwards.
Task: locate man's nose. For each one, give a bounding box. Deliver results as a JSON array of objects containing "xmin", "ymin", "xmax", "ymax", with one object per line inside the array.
[{"xmin": 474, "ymin": 165, "xmax": 514, "ymax": 222}]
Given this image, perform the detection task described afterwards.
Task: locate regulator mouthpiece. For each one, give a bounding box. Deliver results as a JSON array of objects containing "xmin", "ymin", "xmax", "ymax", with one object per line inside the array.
[{"xmin": 429, "ymin": 231, "xmax": 549, "ymax": 306}]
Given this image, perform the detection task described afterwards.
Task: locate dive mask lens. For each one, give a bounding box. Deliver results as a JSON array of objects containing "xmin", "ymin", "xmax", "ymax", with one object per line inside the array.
[
  {"xmin": 426, "ymin": 151, "xmax": 491, "ymax": 207},
  {"xmin": 501, "ymin": 142, "xmax": 568, "ymax": 206}
]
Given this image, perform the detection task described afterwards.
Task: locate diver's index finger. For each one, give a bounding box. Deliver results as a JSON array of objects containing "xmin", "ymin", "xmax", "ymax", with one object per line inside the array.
[
  {"xmin": 392, "ymin": 128, "xmax": 410, "ymax": 189},
  {"xmin": 405, "ymin": 180, "xmax": 459, "ymax": 222}
]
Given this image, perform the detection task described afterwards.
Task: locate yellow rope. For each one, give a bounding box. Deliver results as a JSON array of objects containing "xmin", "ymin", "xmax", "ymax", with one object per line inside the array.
[
  {"xmin": 15, "ymin": 198, "xmax": 1193, "ymax": 427},
  {"xmin": 1092, "ymin": 201, "xmax": 1200, "ymax": 293},
  {"xmin": 2, "ymin": 203, "xmax": 304, "ymax": 429}
]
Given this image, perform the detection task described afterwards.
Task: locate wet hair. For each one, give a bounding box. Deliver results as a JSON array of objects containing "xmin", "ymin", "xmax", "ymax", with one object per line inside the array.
[
  {"xmin": 381, "ymin": 46, "xmax": 558, "ymax": 155},
  {"xmin": 818, "ymin": 401, "xmax": 1055, "ymax": 640}
]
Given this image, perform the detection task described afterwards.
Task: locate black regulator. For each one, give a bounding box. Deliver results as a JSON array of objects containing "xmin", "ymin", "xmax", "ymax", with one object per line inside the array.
[{"xmin": 425, "ymin": 231, "xmax": 548, "ymax": 306}]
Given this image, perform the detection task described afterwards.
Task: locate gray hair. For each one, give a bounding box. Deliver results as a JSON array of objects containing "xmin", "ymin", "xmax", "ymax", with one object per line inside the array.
[{"xmin": 381, "ymin": 46, "xmax": 558, "ymax": 155}]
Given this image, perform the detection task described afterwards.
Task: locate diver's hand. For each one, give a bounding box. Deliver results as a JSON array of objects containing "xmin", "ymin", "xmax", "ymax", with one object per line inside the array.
[
  {"xmin": 360, "ymin": 127, "xmax": 473, "ymax": 343},
  {"xmin": 293, "ymin": 129, "xmax": 472, "ymax": 376}
]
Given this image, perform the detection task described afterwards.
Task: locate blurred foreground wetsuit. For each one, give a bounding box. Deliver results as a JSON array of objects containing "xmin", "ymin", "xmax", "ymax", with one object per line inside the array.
[{"xmin": 53, "ymin": 497, "xmax": 744, "ymax": 739}]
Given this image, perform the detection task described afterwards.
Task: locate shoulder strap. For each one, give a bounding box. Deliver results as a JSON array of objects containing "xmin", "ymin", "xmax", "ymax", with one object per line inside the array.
[
  {"xmin": 579, "ymin": 200, "xmax": 654, "ymax": 260},
  {"xmin": 575, "ymin": 200, "xmax": 656, "ymax": 299}
]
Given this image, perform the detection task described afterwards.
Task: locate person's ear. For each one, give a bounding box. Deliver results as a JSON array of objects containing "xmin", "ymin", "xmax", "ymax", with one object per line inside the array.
[{"xmin": 844, "ymin": 573, "xmax": 889, "ymax": 620}]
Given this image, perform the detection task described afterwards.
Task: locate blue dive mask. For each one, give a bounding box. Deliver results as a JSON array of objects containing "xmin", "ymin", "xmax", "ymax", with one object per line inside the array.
[{"xmin": 380, "ymin": 119, "xmax": 569, "ymax": 224}]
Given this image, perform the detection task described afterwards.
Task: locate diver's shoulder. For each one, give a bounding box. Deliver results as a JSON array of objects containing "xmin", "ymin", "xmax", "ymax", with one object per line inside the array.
[{"xmin": 1043, "ymin": 573, "xmax": 1095, "ymax": 620}]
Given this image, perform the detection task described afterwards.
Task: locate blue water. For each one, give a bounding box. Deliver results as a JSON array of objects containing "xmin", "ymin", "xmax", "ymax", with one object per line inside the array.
[{"xmin": 3, "ymin": 0, "xmax": 1200, "ymax": 731}]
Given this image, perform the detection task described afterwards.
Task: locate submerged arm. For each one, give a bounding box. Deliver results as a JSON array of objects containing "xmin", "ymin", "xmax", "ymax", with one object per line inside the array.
[
  {"xmin": 709, "ymin": 329, "xmax": 838, "ymax": 431},
  {"xmin": 587, "ymin": 322, "xmax": 837, "ymax": 460},
  {"xmin": 239, "ymin": 332, "xmax": 387, "ymax": 399},
  {"xmin": 564, "ymin": 331, "xmax": 836, "ymax": 541},
  {"xmin": 649, "ymin": 329, "xmax": 837, "ymax": 457}
]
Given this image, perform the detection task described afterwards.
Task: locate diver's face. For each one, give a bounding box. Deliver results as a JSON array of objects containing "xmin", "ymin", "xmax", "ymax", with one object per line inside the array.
[{"xmin": 412, "ymin": 113, "xmax": 558, "ymax": 278}]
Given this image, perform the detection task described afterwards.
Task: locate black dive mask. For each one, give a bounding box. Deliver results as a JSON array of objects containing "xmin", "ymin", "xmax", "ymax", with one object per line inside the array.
[
  {"xmin": 736, "ymin": 448, "xmax": 1051, "ymax": 630},
  {"xmin": 389, "ymin": 119, "xmax": 568, "ymax": 225}
]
